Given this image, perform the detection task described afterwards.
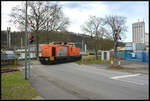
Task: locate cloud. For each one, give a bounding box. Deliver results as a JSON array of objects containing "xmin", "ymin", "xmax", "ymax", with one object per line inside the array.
[
  {"xmin": 58, "ymin": 2, "xmax": 84, "ymax": 9},
  {"xmin": 60, "ymin": 1, "xmax": 148, "ymax": 42},
  {"xmin": 1, "ymin": 1, "xmax": 24, "ymax": 31},
  {"xmin": 61, "ymin": 2, "xmax": 109, "ymax": 33},
  {"xmin": 1, "ymin": 1, "xmax": 148, "ymax": 42}
]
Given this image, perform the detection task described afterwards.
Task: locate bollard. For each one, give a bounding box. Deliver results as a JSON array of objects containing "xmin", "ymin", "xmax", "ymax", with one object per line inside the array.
[
  {"xmin": 110, "ymin": 57, "xmax": 114, "ymax": 68},
  {"xmin": 118, "ymin": 57, "xmax": 120, "ymax": 68}
]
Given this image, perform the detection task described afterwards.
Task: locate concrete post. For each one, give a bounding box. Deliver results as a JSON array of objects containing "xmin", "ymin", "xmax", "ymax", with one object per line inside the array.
[{"xmin": 85, "ymin": 43, "xmax": 86, "ymax": 54}]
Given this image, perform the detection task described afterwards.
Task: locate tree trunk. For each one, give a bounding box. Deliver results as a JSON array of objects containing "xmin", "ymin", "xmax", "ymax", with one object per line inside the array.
[
  {"xmin": 94, "ymin": 39, "xmax": 98, "ymax": 60},
  {"xmin": 101, "ymin": 38, "xmax": 103, "ymax": 50},
  {"xmin": 95, "ymin": 49, "xmax": 98, "ymax": 60}
]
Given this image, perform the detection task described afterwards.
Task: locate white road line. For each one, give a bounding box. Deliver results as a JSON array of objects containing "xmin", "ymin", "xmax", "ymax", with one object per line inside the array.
[
  {"xmin": 110, "ymin": 74, "xmax": 144, "ymax": 85},
  {"xmin": 110, "ymin": 74, "xmax": 141, "ymax": 79},
  {"xmin": 117, "ymin": 79, "xmax": 144, "ymax": 85}
]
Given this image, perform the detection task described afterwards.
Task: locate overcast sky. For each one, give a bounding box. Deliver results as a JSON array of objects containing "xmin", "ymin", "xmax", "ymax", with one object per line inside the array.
[{"xmin": 1, "ymin": 1, "xmax": 149, "ymax": 42}]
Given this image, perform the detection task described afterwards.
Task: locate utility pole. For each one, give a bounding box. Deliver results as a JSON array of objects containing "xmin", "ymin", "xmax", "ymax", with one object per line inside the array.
[
  {"xmin": 9, "ymin": 29, "xmax": 11, "ymax": 49},
  {"xmin": 21, "ymin": 37, "xmax": 23, "ymax": 49},
  {"xmin": 7, "ymin": 27, "xmax": 11, "ymax": 49},
  {"xmin": 25, "ymin": 1, "xmax": 28, "ymax": 80},
  {"xmin": 82, "ymin": 40, "xmax": 84, "ymax": 53},
  {"xmin": 21, "ymin": 32, "xmax": 23, "ymax": 49},
  {"xmin": 82, "ymin": 39, "xmax": 83, "ymax": 64},
  {"xmin": 85, "ymin": 42, "xmax": 86, "ymax": 54}
]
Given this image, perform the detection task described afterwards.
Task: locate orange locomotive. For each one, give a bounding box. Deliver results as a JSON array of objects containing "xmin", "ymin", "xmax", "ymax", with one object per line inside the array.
[{"xmin": 39, "ymin": 42, "xmax": 81, "ymax": 64}]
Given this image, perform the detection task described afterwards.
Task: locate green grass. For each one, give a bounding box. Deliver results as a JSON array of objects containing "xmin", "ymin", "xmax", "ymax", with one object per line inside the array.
[
  {"xmin": 1, "ymin": 71, "xmax": 39, "ymax": 100},
  {"xmin": 76, "ymin": 59, "xmax": 110, "ymax": 65},
  {"xmin": 82, "ymin": 55, "xmax": 99, "ymax": 59},
  {"xmin": 106, "ymin": 66, "xmax": 129, "ymax": 70},
  {"xmin": 1, "ymin": 64, "xmax": 19, "ymax": 69},
  {"xmin": 75, "ymin": 55, "xmax": 110, "ymax": 65}
]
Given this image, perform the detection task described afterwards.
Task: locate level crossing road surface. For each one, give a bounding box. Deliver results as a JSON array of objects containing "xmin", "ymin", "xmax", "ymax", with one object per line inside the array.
[{"xmin": 23, "ymin": 61, "xmax": 149, "ymax": 100}]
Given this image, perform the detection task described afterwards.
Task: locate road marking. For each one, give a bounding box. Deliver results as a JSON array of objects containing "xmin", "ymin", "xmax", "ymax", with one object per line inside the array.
[
  {"xmin": 117, "ymin": 79, "xmax": 144, "ymax": 85},
  {"xmin": 110, "ymin": 74, "xmax": 141, "ymax": 79},
  {"xmin": 110, "ymin": 74, "xmax": 144, "ymax": 85}
]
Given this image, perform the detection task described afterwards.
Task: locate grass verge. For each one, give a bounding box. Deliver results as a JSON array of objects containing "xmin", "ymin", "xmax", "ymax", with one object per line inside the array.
[
  {"xmin": 106, "ymin": 66, "xmax": 129, "ymax": 70},
  {"xmin": 75, "ymin": 59, "xmax": 110, "ymax": 65},
  {"xmin": 1, "ymin": 71, "xmax": 39, "ymax": 100},
  {"xmin": 75, "ymin": 55, "xmax": 110, "ymax": 65},
  {"xmin": 1, "ymin": 64, "xmax": 19, "ymax": 69}
]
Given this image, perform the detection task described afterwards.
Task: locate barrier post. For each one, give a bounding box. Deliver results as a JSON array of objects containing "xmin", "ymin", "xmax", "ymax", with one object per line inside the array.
[
  {"xmin": 118, "ymin": 57, "xmax": 120, "ymax": 68},
  {"xmin": 110, "ymin": 57, "xmax": 114, "ymax": 68}
]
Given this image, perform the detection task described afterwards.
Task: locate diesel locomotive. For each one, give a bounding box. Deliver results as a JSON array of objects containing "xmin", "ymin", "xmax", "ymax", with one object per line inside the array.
[{"xmin": 39, "ymin": 42, "xmax": 81, "ymax": 64}]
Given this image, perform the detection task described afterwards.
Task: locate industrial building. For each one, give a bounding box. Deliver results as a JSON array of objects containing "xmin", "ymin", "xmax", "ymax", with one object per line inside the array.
[
  {"xmin": 132, "ymin": 20, "xmax": 149, "ymax": 46},
  {"xmin": 132, "ymin": 21, "xmax": 145, "ymax": 43},
  {"xmin": 144, "ymin": 32, "xmax": 149, "ymax": 46}
]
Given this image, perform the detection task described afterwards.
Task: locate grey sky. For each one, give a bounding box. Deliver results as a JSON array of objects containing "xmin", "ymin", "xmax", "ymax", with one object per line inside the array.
[{"xmin": 1, "ymin": 1, "xmax": 149, "ymax": 42}]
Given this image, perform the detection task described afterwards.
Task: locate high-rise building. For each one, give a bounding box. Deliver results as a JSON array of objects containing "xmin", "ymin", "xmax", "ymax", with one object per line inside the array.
[
  {"xmin": 144, "ymin": 32, "xmax": 149, "ymax": 46},
  {"xmin": 132, "ymin": 21, "xmax": 145, "ymax": 43}
]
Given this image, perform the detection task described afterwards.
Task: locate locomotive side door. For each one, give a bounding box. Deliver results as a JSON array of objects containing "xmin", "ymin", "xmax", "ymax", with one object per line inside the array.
[{"xmin": 52, "ymin": 47, "xmax": 56, "ymax": 56}]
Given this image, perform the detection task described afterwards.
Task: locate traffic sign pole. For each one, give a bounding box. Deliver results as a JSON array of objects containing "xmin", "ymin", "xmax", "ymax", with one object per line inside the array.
[
  {"xmin": 28, "ymin": 31, "xmax": 31, "ymax": 78},
  {"xmin": 27, "ymin": 21, "xmax": 32, "ymax": 78},
  {"xmin": 25, "ymin": 1, "xmax": 28, "ymax": 80}
]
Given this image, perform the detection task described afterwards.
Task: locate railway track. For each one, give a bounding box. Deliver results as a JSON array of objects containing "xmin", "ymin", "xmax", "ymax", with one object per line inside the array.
[{"xmin": 1, "ymin": 67, "xmax": 20, "ymax": 73}]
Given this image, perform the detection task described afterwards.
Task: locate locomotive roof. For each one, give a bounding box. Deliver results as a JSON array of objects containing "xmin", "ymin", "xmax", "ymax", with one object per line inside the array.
[{"xmin": 49, "ymin": 42, "xmax": 76, "ymax": 45}]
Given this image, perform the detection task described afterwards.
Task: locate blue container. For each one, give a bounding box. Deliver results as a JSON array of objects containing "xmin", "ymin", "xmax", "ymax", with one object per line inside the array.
[
  {"xmin": 124, "ymin": 50, "xmax": 132, "ymax": 60},
  {"xmin": 142, "ymin": 51, "xmax": 149, "ymax": 62},
  {"xmin": 118, "ymin": 50, "xmax": 125, "ymax": 59}
]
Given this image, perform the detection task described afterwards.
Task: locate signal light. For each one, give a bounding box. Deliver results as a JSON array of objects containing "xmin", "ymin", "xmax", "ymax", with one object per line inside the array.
[
  {"xmin": 29, "ymin": 33, "xmax": 33, "ymax": 44},
  {"xmin": 119, "ymin": 36, "xmax": 121, "ymax": 40}
]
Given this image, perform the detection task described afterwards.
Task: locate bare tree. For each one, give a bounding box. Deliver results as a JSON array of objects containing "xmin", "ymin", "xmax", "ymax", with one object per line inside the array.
[
  {"xmin": 103, "ymin": 15, "xmax": 128, "ymax": 40},
  {"xmin": 42, "ymin": 4, "xmax": 70, "ymax": 43},
  {"xmin": 81, "ymin": 16, "xmax": 106, "ymax": 60},
  {"xmin": 103, "ymin": 15, "xmax": 127, "ymax": 61},
  {"xmin": 9, "ymin": 1, "xmax": 69, "ymax": 59},
  {"xmin": 43, "ymin": 4, "xmax": 69, "ymax": 31}
]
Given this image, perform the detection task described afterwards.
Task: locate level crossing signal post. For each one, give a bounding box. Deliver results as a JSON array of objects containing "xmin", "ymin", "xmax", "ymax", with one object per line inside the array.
[
  {"xmin": 27, "ymin": 21, "xmax": 33, "ymax": 79},
  {"xmin": 25, "ymin": 1, "xmax": 28, "ymax": 80},
  {"xmin": 111, "ymin": 26, "xmax": 121, "ymax": 68}
]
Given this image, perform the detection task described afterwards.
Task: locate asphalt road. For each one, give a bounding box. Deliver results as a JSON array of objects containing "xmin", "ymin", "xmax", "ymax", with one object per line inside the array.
[{"xmin": 24, "ymin": 61, "xmax": 149, "ymax": 100}]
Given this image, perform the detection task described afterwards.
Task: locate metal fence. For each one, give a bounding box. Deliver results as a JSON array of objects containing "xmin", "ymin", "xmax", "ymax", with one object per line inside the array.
[
  {"xmin": 118, "ymin": 50, "xmax": 149, "ymax": 62},
  {"xmin": 17, "ymin": 52, "xmax": 41, "ymax": 59},
  {"xmin": 1, "ymin": 53, "xmax": 17, "ymax": 66},
  {"xmin": 1, "ymin": 53, "xmax": 17, "ymax": 60},
  {"xmin": 1, "ymin": 51, "xmax": 42, "ymax": 60}
]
